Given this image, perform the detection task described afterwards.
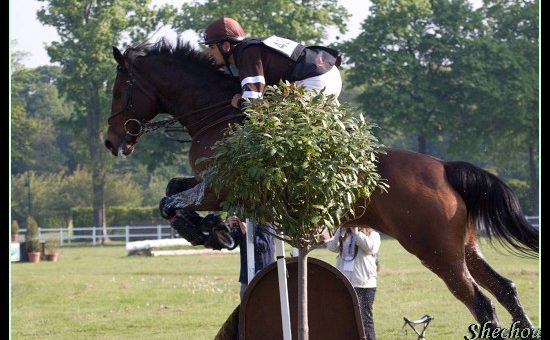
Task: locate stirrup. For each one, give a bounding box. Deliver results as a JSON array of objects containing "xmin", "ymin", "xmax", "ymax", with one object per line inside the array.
[{"xmin": 402, "ymin": 314, "xmax": 433, "ymax": 340}]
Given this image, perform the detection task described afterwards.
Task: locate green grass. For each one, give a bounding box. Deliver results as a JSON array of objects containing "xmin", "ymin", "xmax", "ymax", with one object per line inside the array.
[{"xmin": 10, "ymin": 239, "xmax": 539, "ymax": 339}]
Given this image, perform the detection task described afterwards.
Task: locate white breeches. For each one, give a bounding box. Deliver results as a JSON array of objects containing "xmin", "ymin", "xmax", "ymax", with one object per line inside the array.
[{"xmin": 295, "ymin": 66, "xmax": 342, "ymax": 99}]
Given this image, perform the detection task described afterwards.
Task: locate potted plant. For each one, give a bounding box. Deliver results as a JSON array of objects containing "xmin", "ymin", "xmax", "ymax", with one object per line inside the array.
[
  {"xmin": 11, "ymin": 220, "xmax": 19, "ymax": 243},
  {"xmin": 26, "ymin": 239, "xmax": 42, "ymax": 263},
  {"xmin": 25, "ymin": 216, "xmax": 41, "ymax": 263},
  {"xmin": 45, "ymin": 239, "xmax": 60, "ymax": 262}
]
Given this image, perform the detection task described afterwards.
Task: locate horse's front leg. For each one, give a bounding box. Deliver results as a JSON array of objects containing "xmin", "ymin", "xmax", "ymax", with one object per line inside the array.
[
  {"xmin": 162, "ymin": 177, "xmax": 226, "ymax": 213},
  {"xmin": 159, "ymin": 177, "xmax": 233, "ymax": 249}
]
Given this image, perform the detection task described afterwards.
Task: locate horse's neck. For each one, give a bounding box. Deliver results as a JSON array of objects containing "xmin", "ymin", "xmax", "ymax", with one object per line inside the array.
[
  {"xmin": 141, "ymin": 56, "xmax": 238, "ymax": 138},
  {"xmin": 171, "ymin": 82, "xmax": 237, "ymax": 137},
  {"xmin": 145, "ymin": 68, "xmax": 193, "ymax": 118}
]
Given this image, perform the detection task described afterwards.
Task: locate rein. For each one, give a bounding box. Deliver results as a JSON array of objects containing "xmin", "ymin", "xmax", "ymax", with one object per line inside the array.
[{"xmin": 192, "ymin": 112, "xmax": 246, "ymax": 141}]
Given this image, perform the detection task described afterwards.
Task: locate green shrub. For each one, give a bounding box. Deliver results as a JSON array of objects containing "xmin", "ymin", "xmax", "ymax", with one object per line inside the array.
[
  {"xmin": 72, "ymin": 206, "xmax": 163, "ymax": 227},
  {"xmin": 25, "ymin": 216, "xmax": 40, "ymax": 240},
  {"xmin": 202, "ymin": 83, "xmax": 387, "ymax": 248},
  {"xmin": 44, "ymin": 239, "xmax": 59, "ymax": 255},
  {"xmin": 26, "ymin": 239, "xmax": 41, "ymax": 253},
  {"xmin": 11, "ymin": 220, "xmax": 19, "ymax": 236},
  {"xmin": 25, "ymin": 216, "xmax": 41, "ymax": 252},
  {"xmin": 39, "ymin": 213, "xmax": 69, "ymax": 229}
]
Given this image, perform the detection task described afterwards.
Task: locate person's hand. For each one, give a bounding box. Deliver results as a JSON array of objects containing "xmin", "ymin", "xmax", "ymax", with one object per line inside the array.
[
  {"xmin": 231, "ymin": 94, "xmax": 242, "ymax": 108},
  {"xmin": 228, "ymin": 215, "xmax": 246, "ymax": 233},
  {"xmin": 361, "ymin": 227, "xmax": 373, "ymax": 235}
]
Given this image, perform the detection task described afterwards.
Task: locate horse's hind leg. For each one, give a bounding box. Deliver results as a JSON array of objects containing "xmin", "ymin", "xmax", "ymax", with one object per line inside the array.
[
  {"xmin": 416, "ymin": 249, "xmax": 501, "ymax": 329},
  {"xmin": 465, "ymin": 241, "xmax": 533, "ymax": 328}
]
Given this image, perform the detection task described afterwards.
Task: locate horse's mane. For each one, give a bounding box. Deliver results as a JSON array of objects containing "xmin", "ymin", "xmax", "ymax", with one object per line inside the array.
[
  {"xmin": 130, "ymin": 38, "xmax": 211, "ymax": 66},
  {"xmin": 126, "ymin": 38, "xmax": 239, "ymax": 86}
]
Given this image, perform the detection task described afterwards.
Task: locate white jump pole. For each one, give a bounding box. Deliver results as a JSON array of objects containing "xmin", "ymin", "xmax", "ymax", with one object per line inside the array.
[
  {"xmin": 245, "ymin": 219, "xmax": 255, "ymax": 284},
  {"xmin": 245, "ymin": 220, "xmax": 291, "ymax": 340},
  {"xmin": 275, "ymin": 235, "xmax": 292, "ymax": 340}
]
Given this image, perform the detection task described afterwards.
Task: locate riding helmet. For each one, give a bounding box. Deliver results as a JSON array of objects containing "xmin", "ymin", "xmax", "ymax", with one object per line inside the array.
[{"xmin": 203, "ymin": 17, "xmax": 246, "ymax": 45}]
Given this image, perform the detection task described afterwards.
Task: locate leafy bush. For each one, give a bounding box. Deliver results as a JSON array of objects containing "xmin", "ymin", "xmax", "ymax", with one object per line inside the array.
[{"xmin": 202, "ymin": 83, "xmax": 387, "ymax": 249}]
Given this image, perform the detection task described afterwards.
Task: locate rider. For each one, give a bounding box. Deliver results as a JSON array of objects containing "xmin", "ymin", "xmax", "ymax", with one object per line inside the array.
[
  {"xmin": 160, "ymin": 18, "xmax": 343, "ymax": 249},
  {"xmin": 203, "ymin": 17, "xmax": 343, "ymax": 108}
]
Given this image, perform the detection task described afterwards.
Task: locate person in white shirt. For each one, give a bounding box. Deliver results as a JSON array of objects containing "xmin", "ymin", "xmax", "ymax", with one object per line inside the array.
[{"xmin": 323, "ymin": 226, "xmax": 381, "ymax": 340}]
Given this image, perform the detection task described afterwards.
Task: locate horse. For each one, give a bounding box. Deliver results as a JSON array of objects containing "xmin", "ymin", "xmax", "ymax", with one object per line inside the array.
[{"xmin": 104, "ymin": 40, "xmax": 538, "ymax": 331}]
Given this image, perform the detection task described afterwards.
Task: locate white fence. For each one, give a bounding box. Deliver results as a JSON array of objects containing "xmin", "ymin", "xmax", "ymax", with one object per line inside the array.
[
  {"xmin": 16, "ymin": 225, "xmax": 176, "ymax": 246},
  {"xmin": 16, "ymin": 215, "xmax": 539, "ymax": 247}
]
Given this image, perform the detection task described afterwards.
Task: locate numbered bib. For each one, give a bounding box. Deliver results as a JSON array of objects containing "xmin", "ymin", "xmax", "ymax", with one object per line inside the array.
[{"xmin": 263, "ymin": 36, "xmax": 304, "ymax": 61}]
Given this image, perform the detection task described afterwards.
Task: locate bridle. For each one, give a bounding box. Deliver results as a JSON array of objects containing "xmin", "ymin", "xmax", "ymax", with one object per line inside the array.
[
  {"xmin": 107, "ymin": 63, "xmax": 173, "ymax": 140},
  {"xmin": 108, "ymin": 55, "xmax": 243, "ymax": 143}
]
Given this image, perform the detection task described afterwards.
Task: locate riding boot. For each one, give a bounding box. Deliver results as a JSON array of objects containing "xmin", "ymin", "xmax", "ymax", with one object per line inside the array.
[
  {"xmin": 200, "ymin": 214, "xmax": 235, "ymax": 250},
  {"xmin": 169, "ymin": 208, "xmax": 207, "ymax": 246}
]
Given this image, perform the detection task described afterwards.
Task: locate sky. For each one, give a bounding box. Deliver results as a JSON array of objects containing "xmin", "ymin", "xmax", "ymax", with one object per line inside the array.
[{"xmin": 9, "ymin": 0, "xmax": 370, "ymax": 69}]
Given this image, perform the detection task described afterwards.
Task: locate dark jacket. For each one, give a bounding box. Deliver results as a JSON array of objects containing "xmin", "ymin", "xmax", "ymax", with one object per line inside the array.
[
  {"xmin": 232, "ymin": 37, "xmax": 340, "ymax": 101},
  {"xmin": 230, "ymin": 224, "xmax": 275, "ymax": 284}
]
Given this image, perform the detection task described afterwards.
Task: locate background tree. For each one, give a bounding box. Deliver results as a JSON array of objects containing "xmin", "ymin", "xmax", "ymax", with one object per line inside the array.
[
  {"xmin": 449, "ymin": 0, "xmax": 539, "ymax": 214},
  {"xmin": 172, "ymin": 0, "xmax": 350, "ymax": 44},
  {"xmin": 11, "ymin": 49, "xmax": 41, "ymax": 174},
  {"xmin": 36, "ymin": 0, "xmax": 176, "ymax": 242},
  {"xmin": 341, "ymin": 0, "xmax": 482, "ymax": 154},
  {"xmin": 115, "ymin": 122, "xmax": 193, "ymax": 193},
  {"xmin": 11, "ymin": 168, "xmax": 144, "ymax": 229},
  {"xmin": 341, "ymin": 0, "xmax": 538, "ymax": 213}
]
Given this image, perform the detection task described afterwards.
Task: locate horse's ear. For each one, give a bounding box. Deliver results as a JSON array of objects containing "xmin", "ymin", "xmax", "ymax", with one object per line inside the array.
[{"xmin": 112, "ymin": 46, "xmax": 128, "ymax": 70}]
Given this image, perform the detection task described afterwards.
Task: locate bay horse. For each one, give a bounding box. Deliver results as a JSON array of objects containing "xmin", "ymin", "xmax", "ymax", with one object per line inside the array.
[{"xmin": 104, "ymin": 40, "xmax": 538, "ymax": 331}]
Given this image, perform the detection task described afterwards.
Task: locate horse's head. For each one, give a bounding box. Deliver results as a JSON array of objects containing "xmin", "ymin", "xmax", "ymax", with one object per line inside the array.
[
  {"xmin": 105, "ymin": 40, "xmax": 243, "ymax": 170},
  {"xmin": 105, "ymin": 46, "xmax": 160, "ymax": 157}
]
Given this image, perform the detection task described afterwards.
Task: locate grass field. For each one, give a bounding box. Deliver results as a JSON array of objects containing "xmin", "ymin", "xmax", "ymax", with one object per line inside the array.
[{"xmin": 10, "ymin": 238, "xmax": 539, "ymax": 339}]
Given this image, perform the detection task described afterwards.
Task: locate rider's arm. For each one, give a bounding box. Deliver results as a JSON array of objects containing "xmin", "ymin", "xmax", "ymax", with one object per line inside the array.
[{"xmin": 235, "ymin": 45, "xmax": 266, "ymax": 102}]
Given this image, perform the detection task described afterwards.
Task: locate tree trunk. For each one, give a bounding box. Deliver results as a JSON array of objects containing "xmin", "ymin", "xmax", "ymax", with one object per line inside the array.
[
  {"xmin": 297, "ymin": 247, "xmax": 309, "ymax": 340},
  {"xmin": 87, "ymin": 85, "xmax": 108, "ymax": 244},
  {"xmin": 528, "ymin": 144, "xmax": 539, "ymax": 215}
]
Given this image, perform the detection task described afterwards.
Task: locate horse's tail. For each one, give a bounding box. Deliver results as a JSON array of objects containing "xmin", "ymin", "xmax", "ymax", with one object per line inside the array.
[{"xmin": 444, "ymin": 161, "xmax": 539, "ymax": 257}]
